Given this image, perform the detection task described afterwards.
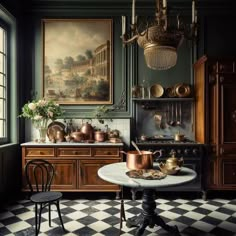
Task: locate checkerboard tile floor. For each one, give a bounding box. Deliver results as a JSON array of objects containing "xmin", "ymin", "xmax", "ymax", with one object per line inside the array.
[{"xmin": 0, "ymin": 196, "xmax": 236, "ymax": 235}]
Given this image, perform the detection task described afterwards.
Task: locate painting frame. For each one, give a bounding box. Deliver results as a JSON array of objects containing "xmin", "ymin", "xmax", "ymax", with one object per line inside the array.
[{"xmin": 42, "ymin": 19, "xmax": 113, "ymax": 105}]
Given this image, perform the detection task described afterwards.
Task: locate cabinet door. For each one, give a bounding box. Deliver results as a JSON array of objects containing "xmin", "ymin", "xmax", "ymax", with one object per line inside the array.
[
  {"xmin": 22, "ymin": 159, "xmax": 77, "ymax": 191},
  {"xmin": 79, "ymin": 159, "xmax": 120, "ymax": 190},
  {"xmin": 51, "ymin": 160, "xmax": 77, "ymax": 190},
  {"xmin": 219, "ymin": 74, "xmax": 236, "ymax": 146},
  {"xmin": 221, "ymin": 159, "xmax": 236, "ymax": 187}
]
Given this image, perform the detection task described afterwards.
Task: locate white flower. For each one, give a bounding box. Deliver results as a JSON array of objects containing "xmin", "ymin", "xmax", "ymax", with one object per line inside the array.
[
  {"xmin": 48, "ymin": 111, "xmax": 53, "ymax": 117},
  {"xmin": 34, "ymin": 115, "xmax": 43, "ymax": 120},
  {"xmin": 38, "ymin": 99, "xmax": 47, "ymax": 107},
  {"xmin": 28, "ymin": 103, "xmax": 36, "ymax": 110}
]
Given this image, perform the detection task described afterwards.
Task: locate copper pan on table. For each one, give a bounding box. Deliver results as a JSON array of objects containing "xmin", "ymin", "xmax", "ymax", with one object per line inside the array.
[{"xmin": 120, "ymin": 150, "xmax": 162, "ymax": 170}]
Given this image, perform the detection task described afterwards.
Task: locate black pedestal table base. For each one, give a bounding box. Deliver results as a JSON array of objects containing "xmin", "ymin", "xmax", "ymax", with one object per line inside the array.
[{"xmin": 126, "ymin": 189, "xmax": 180, "ymax": 236}]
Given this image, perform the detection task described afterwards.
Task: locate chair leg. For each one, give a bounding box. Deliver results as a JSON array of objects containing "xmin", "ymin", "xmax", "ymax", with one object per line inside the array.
[
  {"xmin": 55, "ymin": 200, "xmax": 66, "ymax": 232},
  {"xmin": 49, "ymin": 203, "xmax": 52, "ymax": 227},
  {"xmin": 37, "ymin": 204, "xmax": 43, "ymax": 235}
]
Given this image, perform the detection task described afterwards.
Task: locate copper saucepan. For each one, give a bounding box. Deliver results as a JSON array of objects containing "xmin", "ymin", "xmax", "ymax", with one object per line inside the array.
[{"xmin": 121, "ymin": 150, "xmax": 162, "ymax": 170}]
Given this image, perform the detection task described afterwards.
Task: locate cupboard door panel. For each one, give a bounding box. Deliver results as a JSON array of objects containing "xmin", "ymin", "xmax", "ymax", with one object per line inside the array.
[
  {"xmin": 207, "ymin": 159, "xmax": 218, "ymax": 188},
  {"xmin": 52, "ymin": 160, "xmax": 77, "ymax": 189},
  {"xmin": 79, "ymin": 160, "xmax": 119, "ymax": 190},
  {"xmin": 220, "ymin": 75, "xmax": 236, "ymax": 144},
  {"xmin": 22, "ymin": 160, "xmax": 77, "ymax": 190},
  {"xmin": 222, "ymin": 160, "xmax": 236, "ymax": 185}
]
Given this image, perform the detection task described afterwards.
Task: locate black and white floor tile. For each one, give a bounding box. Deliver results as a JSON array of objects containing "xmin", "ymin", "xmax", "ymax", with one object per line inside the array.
[{"xmin": 0, "ymin": 195, "xmax": 236, "ymax": 236}]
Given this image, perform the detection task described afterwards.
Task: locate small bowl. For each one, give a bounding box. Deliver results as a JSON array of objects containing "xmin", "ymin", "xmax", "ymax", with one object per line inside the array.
[
  {"xmin": 174, "ymin": 133, "xmax": 185, "ymax": 141},
  {"xmin": 150, "ymin": 84, "xmax": 164, "ymax": 98}
]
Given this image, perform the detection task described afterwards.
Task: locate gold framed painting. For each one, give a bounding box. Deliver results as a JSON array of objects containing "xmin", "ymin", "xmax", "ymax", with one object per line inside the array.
[{"xmin": 42, "ymin": 19, "xmax": 113, "ymax": 104}]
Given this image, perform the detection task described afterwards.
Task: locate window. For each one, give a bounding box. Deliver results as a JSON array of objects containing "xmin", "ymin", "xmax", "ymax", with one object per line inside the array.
[{"xmin": 0, "ymin": 24, "xmax": 7, "ymax": 143}]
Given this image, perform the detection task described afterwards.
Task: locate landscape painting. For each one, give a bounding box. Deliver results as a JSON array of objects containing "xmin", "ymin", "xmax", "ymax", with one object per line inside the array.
[{"xmin": 42, "ymin": 19, "xmax": 113, "ymax": 104}]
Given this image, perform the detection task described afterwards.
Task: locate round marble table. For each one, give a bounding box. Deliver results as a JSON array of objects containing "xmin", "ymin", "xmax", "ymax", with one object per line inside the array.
[{"xmin": 98, "ymin": 162, "xmax": 197, "ymax": 236}]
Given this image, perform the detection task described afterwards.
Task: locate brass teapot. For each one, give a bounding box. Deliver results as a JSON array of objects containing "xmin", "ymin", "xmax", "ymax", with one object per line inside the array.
[{"xmin": 159, "ymin": 152, "xmax": 184, "ymax": 175}]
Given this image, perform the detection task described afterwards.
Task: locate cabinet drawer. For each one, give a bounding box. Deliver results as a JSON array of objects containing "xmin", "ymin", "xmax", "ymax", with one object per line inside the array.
[
  {"xmin": 25, "ymin": 148, "xmax": 55, "ymax": 157},
  {"xmin": 93, "ymin": 147, "xmax": 120, "ymax": 157},
  {"xmin": 222, "ymin": 160, "xmax": 236, "ymax": 185},
  {"xmin": 57, "ymin": 148, "xmax": 91, "ymax": 157}
]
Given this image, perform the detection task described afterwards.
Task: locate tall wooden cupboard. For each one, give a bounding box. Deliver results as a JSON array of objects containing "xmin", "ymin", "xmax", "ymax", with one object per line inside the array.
[{"xmin": 194, "ymin": 55, "xmax": 236, "ymax": 195}]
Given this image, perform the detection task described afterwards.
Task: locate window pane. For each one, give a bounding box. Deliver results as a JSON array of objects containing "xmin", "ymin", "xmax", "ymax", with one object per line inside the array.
[
  {"xmin": 0, "ymin": 27, "xmax": 3, "ymax": 52},
  {"xmin": 0, "ymin": 54, "xmax": 3, "ymax": 72},
  {"xmin": 0, "ymin": 74, "xmax": 3, "ymax": 86},
  {"xmin": 0, "ymin": 119, "xmax": 5, "ymax": 137},
  {"xmin": 0, "ymin": 86, "xmax": 3, "ymax": 97},
  {"xmin": 0, "ymin": 98, "xmax": 4, "ymax": 118}
]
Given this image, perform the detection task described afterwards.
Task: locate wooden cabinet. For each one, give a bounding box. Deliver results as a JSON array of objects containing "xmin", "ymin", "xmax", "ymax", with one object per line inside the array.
[
  {"xmin": 194, "ymin": 55, "xmax": 236, "ymax": 192},
  {"xmin": 21, "ymin": 143, "xmax": 123, "ymax": 195}
]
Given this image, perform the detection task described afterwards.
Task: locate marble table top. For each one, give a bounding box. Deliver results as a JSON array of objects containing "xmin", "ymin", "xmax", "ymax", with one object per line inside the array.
[
  {"xmin": 98, "ymin": 162, "xmax": 197, "ymax": 189},
  {"xmin": 21, "ymin": 141, "xmax": 123, "ymax": 147}
]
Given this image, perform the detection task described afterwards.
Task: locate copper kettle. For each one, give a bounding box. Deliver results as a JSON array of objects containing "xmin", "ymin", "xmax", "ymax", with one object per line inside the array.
[
  {"xmin": 81, "ymin": 119, "xmax": 94, "ymax": 140},
  {"xmin": 159, "ymin": 152, "xmax": 184, "ymax": 175}
]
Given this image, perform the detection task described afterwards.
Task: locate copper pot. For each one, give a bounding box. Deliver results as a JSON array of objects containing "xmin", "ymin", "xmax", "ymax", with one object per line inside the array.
[
  {"xmin": 81, "ymin": 119, "xmax": 94, "ymax": 140},
  {"xmin": 94, "ymin": 130, "xmax": 105, "ymax": 142},
  {"xmin": 121, "ymin": 150, "xmax": 162, "ymax": 170},
  {"xmin": 174, "ymin": 133, "xmax": 185, "ymax": 141},
  {"xmin": 70, "ymin": 131, "xmax": 84, "ymax": 142}
]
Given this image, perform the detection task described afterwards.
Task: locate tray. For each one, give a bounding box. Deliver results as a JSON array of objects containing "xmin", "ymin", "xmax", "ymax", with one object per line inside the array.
[
  {"xmin": 47, "ymin": 121, "xmax": 65, "ymax": 139},
  {"xmin": 126, "ymin": 169, "xmax": 167, "ymax": 180}
]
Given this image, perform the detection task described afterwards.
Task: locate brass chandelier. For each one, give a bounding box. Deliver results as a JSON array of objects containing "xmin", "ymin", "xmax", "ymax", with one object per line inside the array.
[{"xmin": 121, "ymin": 0, "xmax": 198, "ymax": 70}]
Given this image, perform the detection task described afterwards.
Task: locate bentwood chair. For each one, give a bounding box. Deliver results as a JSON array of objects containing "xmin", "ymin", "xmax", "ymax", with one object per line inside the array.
[{"xmin": 24, "ymin": 159, "xmax": 66, "ymax": 235}]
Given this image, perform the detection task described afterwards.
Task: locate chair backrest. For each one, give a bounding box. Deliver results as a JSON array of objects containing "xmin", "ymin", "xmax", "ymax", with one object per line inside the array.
[{"xmin": 24, "ymin": 159, "xmax": 55, "ymax": 193}]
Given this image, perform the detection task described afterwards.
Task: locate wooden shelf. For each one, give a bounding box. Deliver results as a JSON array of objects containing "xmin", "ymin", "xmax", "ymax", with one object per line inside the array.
[{"xmin": 132, "ymin": 97, "xmax": 194, "ymax": 102}]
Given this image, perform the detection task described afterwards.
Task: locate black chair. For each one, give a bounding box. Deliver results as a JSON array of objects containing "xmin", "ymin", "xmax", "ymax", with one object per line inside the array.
[{"xmin": 24, "ymin": 159, "xmax": 66, "ymax": 235}]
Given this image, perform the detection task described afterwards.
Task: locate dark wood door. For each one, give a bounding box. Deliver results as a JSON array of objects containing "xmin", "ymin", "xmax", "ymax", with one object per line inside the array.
[{"xmin": 219, "ymin": 74, "xmax": 236, "ymax": 146}]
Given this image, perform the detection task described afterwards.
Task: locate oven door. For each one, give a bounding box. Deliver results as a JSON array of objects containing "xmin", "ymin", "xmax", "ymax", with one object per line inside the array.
[{"xmin": 157, "ymin": 157, "xmax": 202, "ymax": 192}]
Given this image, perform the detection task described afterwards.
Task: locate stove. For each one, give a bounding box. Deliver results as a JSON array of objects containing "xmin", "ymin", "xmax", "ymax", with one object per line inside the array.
[
  {"xmin": 135, "ymin": 137, "xmax": 202, "ymax": 158},
  {"xmin": 134, "ymin": 136, "xmax": 205, "ymax": 198}
]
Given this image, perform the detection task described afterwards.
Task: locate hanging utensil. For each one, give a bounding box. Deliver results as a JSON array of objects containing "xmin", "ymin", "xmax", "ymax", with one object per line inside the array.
[
  {"xmin": 176, "ymin": 102, "xmax": 181, "ymax": 126},
  {"xmin": 169, "ymin": 103, "xmax": 175, "ymax": 126},
  {"xmin": 180, "ymin": 102, "xmax": 182, "ymax": 124},
  {"xmin": 176, "ymin": 103, "xmax": 182, "ymax": 126},
  {"xmin": 154, "ymin": 113, "xmax": 162, "ymax": 129}
]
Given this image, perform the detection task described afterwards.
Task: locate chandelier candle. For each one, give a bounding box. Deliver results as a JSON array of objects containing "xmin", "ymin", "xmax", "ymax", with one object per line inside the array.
[
  {"xmin": 192, "ymin": 0, "xmax": 195, "ymax": 23},
  {"xmin": 122, "ymin": 16, "xmax": 126, "ymax": 35},
  {"xmin": 163, "ymin": 0, "xmax": 167, "ymax": 8},
  {"xmin": 132, "ymin": 0, "xmax": 135, "ymax": 24}
]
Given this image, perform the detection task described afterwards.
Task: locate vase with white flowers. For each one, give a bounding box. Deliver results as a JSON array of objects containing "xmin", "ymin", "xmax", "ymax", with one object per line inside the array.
[{"xmin": 20, "ymin": 98, "xmax": 64, "ymax": 142}]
